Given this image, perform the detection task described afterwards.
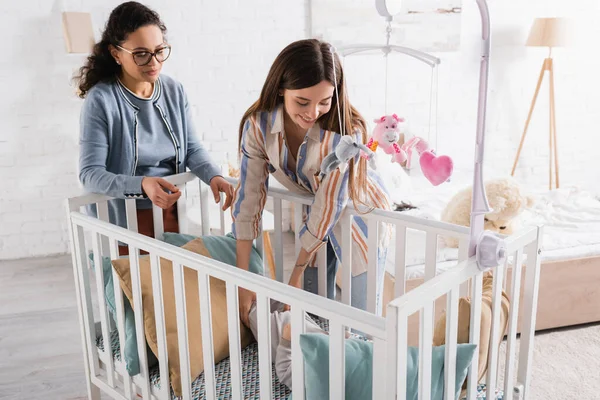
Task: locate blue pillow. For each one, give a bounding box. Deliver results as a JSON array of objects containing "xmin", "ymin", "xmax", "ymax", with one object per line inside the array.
[
  {"xmin": 89, "ymin": 254, "xmax": 158, "ymax": 376},
  {"xmin": 299, "ymin": 333, "xmax": 476, "ymax": 400},
  {"xmin": 162, "ymin": 232, "xmax": 264, "ymax": 275}
]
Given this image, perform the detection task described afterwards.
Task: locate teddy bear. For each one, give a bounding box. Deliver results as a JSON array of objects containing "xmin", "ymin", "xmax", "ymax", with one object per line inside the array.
[{"xmin": 440, "ymin": 178, "xmax": 535, "ymax": 247}]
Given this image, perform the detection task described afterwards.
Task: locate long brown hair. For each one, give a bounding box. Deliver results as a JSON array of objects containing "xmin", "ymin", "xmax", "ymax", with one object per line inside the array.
[{"xmin": 238, "ymin": 39, "xmax": 370, "ymax": 206}]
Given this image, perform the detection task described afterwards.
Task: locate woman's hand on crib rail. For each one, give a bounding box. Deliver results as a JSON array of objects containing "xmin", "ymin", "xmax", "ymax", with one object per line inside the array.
[
  {"xmin": 141, "ymin": 177, "xmax": 182, "ymax": 209},
  {"xmin": 238, "ymin": 287, "xmax": 256, "ymax": 328}
]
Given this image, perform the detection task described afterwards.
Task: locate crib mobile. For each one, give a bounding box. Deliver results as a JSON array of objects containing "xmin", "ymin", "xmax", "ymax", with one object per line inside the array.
[
  {"xmin": 320, "ymin": 0, "xmax": 504, "ymax": 271},
  {"xmin": 331, "ymin": 7, "xmax": 453, "ymax": 187}
]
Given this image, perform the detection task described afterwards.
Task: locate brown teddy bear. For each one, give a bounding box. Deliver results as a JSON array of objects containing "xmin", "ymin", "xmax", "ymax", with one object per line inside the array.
[{"xmin": 441, "ymin": 178, "xmax": 534, "ymax": 247}]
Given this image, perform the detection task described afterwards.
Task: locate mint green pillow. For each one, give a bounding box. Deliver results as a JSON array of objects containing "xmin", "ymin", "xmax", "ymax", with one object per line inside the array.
[
  {"xmin": 89, "ymin": 254, "xmax": 157, "ymax": 376},
  {"xmin": 162, "ymin": 232, "xmax": 264, "ymax": 275},
  {"xmin": 299, "ymin": 333, "xmax": 476, "ymax": 400}
]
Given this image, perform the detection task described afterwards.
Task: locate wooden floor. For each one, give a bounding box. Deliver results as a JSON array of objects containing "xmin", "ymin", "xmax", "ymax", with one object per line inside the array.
[{"xmin": 0, "ymin": 254, "xmax": 100, "ymax": 400}]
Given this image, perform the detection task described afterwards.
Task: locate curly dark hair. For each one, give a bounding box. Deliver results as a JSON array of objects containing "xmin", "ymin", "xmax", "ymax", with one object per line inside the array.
[{"xmin": 74, "ymin": 1, "xmax": 167, "ymax": 98}]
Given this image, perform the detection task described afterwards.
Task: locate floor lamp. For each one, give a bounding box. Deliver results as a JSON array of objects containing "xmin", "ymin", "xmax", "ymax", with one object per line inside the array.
[{"xmin": 511, "ymin": 18, "xmax": 567, "ymax": 190}]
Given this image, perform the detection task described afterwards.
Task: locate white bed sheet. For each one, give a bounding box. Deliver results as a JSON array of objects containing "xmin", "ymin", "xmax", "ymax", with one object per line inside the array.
[{"xmin": 381, "ymin": 168, "xmax": 600, "ymax": 280}]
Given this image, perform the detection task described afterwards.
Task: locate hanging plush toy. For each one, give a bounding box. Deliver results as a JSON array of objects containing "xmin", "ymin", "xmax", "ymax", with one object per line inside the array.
[
  {"xmin": 364, "ymin": 114, "xmax": 454, "ymax": 186},
  {"xmin": 364, "ymin": 114, "xmax": 407, "ymax": 164},
  {"xmin": 400, "ymin": 136, "xmax": 454, "ymax": 186},
  {"xmin": 320, "ymin": 135, "xmax": 375, "ymax": 179}
]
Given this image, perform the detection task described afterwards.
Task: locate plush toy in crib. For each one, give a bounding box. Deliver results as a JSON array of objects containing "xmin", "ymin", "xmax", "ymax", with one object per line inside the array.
[
  {"xmin": 440, "ymin": 178, "xmax": 535, "ymax": 247},
  {"xmin": 319, "ymin": 135, "xmax": 375, "ymax": 179}
]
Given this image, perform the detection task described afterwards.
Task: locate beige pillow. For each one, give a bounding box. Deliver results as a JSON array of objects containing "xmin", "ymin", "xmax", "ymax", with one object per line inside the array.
[
  {"xmin": 432, "ymin": 271, "xmax": 510, "ymax": 387},
  {"xmin": 111, "ymin": 238, "xmax": 254, "ymax": 396}
]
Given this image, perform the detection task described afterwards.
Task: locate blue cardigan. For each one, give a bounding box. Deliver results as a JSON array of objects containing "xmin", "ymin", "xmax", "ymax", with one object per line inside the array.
[{"xmin": 79, "ymin": 74, "xmax": 221, "ymax": 228}]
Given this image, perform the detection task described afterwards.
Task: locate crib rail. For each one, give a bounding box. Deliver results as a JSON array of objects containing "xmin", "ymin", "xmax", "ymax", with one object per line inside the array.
[
  {"xmin": 68, "ymin": 209, "xmax": 386, "ymax": 399},
  {"xmin": 385, "ymin": 226, "xmax": 542, "ymax": 400},
  {"xmin": 67, "ymin": 172, "xmax": 541, "ymax": 400}
]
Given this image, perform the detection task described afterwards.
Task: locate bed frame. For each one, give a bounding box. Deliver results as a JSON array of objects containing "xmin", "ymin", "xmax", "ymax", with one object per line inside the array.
[
  {"xmin": 382, "ymin": 255, "xmax": 600, "ymax": 337},
  {"xmin": 66, "ymin": 172, "xmax": 541, "ymax": 400}
]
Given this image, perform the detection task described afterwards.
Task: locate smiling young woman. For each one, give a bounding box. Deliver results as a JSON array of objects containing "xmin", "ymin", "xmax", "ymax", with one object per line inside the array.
[
  {"xmin": 231, "ymin": 39, "xmax": 392, "ymax": 327},
  {"xmin": 74, "ymin": 1, "xmax": 233, "ymax": 254}
]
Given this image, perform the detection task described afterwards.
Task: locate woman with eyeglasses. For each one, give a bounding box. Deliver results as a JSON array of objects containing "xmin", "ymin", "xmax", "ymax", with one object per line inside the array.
[{"xmin": 75, "ymin": 2, "xmax": 233, "ymax": 254}]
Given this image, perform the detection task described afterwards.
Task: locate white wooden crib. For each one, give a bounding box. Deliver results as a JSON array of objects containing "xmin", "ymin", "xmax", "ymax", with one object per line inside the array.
[{"xmin": 66, "ymin": 172, "xmax": 542, "ymax": 400}]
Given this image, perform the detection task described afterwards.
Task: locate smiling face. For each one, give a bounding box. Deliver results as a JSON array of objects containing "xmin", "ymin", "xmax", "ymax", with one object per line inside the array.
[
  {"xmin": 281, "ymin": 80, "xmax": 334, "ymax": 133},
  {"xmin": 111, "ymin": 24, "xmax": 168, "ymax": 85}
]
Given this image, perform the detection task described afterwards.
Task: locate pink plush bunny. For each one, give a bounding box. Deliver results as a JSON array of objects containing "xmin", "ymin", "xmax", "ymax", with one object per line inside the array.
[{"xmin": 365, "ymin": 114, "xmax": 407, "ymax": 164}]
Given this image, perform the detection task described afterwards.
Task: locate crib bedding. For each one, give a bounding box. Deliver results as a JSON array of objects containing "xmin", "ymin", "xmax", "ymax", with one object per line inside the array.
[
  {"xmin": 96, "ymin": 330, "xmax": 504, "ymax": 400},
  {"xmin": 384, "ymin": 172, "xmax": 600, "ymax": 279},
  {"xmin": 97, "ymin": 330, "xmax": 292, "ymax": 400}
]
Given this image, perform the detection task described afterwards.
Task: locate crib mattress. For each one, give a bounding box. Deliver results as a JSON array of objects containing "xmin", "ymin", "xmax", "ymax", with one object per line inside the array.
[{"xmin": 97, "ymin": 331, "xmax": 504, "ymax": 399}]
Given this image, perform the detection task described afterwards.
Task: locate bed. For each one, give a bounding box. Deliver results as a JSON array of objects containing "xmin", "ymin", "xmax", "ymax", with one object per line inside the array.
[{"xmin": 379, "ymin": 167, "xmax": 600, "ymax": 332}]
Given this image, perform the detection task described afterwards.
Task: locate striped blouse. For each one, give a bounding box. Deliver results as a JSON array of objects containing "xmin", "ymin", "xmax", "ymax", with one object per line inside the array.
[{"xmin": 232, "ymin": 104, "xmax": 391, "ymax": 277}]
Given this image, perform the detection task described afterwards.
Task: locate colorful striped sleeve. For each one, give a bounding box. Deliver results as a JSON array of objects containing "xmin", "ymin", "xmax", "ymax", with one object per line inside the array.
[
  {"xmin": 231, "ymin": 117, "xmax": 270, "ymax": 241},
  {"xmin": 299, "ymin": 164, "xmax": 350, "ymax": 254}
]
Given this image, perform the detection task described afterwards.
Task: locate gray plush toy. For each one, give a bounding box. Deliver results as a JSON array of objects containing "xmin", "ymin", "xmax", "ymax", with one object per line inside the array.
[{"xmin": 319, "ymin": 135, "xmax": 375, "ymax": 179}]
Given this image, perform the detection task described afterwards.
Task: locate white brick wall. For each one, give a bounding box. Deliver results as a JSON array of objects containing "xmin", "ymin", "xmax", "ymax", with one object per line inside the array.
[
  {"xmin": 1, "ymin": 0, "xmax": 598, "ymax": 260},
  {"xmin": 0, "ymin": 0, "xmax": 307, "ymax": 260}
]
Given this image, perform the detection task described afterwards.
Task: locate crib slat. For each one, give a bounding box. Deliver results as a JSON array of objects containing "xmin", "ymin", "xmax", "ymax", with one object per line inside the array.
[
  {"xmin": 458, "ymin": 238, "xmax": 469, "ymax": 297},
  {"xmin": 199, "ymin": 180, "xmax": 210, "ymax": 236},
  {"xmin": 291, "ymin": 305, "xmax": 306, "ymax": 400},
  {"xmin": 128, "ymin": 246, "xmax": 152, "ymax": 399},
  {"xmin": 385, "ymin": 307, "xmax": 398, "ymax": 400},
  {"xmin": 274, "ymin": 198, "xmax": 284, "ymax": 282},
  {"xmin": 504, "ymin": 249, "xmax": 524, "ymax": 400},
  {"xmin": 372, "ymin": 337, "xmax": 386, "ymax": 400},
  {"xmin": 329, "ymin": 320, "xmax": 345, "ymax": 400},
  {"xmin": 396, "ymin": 311, "xmax": 409, "ymax": 400},
  {"xmin": 444, "ymin": 286, "xmax": 460, "ymax": 400},
  {"xmin": 150, "ymin": 253, "xmax": 171, "ymax": 400},
  {"xmin": 466, "ymin": 273, "xmax": 483, "ymax": 400},
  {"xmin": 367, "ymin": 218, "xmax": 379, "ymax": 315},
  {"xmin": 72, "ymin": 225, "xmax": 100, "ymax": 378},
  {"xmin": 294, "ymin": 206, "xmax": 303, "ymax": 259},
  {"xmin": 172, "ymin": 262, "xmax": 192, "ymax": 400},
  {"xmin": 424, "ymin": 232, "xmax": 438, "ymax": 282},
  {"xmin": 341, "ymin": 214, "xmax": 352, "ymax": 306},
  {"xmin": 198, "ymin": 271, "xmax": 216, "ymax": 400},
  {"xmin": 108, "ymin": 237, "xmax": 133, "ymax": 399},
  {"xmin": 418, "ymin": 304, "xmax": 433, "ymax": 400},
  {"xmin": 225, "ymin": 282, "xmax": 243, "ymax": 399},
  {"xmin": 256, "ymin": 295, "xmax": 273, "ymax": 400},
  {"xmin": 394, "ymin": 224, "xmax": 407, "ymax": 298},
  {"xmin": 97, "ymin": 201, "xmax": 111, "ymax": 256},
  {"xmin": 219, "ymin": 194, "xmax": 226, "ymax": 235},
  {"xmin": 486, "ymin": 263, "xmax": 506, "ymax": 400},
  {"xmin": 177, "ymin": 184, "xmax": 188, "ymax": 234},
  {"xmin": 318, "ymin": 245, "xmax": 327, "ymax": 298},
  {"xmin": 152, "ymin": 204, "xmax": 165, "ymax": 240},
  {"xmin": 91, "ymin": 232, "xmax": 115, "ymax": 388},
  {"xmin": 125, "ymin": 199, "xmax": 139, "ymax": 233},
  {"xmin": 517, "ymin": 228, "xmax": 543, "ymax": 399}
]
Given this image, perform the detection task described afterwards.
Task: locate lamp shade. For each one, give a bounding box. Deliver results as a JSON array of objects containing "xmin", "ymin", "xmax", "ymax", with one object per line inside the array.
[{"xmin": 526, "ymin": 18, "xmax": 568, "ymax": 48}]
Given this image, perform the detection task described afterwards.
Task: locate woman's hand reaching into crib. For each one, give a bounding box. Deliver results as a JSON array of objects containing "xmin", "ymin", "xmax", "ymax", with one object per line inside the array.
[
  {"xmin": 210, "ymin": 176, "xmax": 235, "ymax": 211},
  {"xmin": 141, "ymin": 177, "xmax": 182, "ymax": 209},
  {"xmin": 238, "ymin": 287, "xmax": 256, "ymax": 328}
]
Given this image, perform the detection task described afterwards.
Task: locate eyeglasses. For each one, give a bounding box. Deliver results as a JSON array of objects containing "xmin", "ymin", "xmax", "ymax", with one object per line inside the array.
[{"xmin": 116, "ymin": 44, "xmax": 172, "ymax": 66}]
